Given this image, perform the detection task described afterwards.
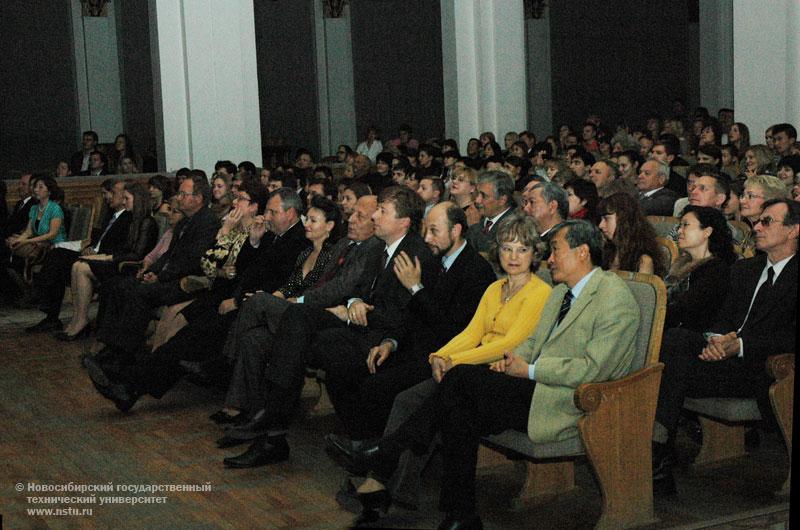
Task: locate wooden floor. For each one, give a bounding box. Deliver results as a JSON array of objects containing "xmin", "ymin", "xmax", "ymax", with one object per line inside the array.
[{"xmin": 0, "ymin": 303, "xmax": 791, "ymax": 529}]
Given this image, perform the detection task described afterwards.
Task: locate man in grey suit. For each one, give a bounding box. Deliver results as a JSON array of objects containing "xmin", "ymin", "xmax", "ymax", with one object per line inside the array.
[
  {"xmin": 221, "ymin": 195, "xmax": 382, "ymax": 421},
  {"xmin": 637, "ymin": 159, "xmax": 679, "ymax": 216},
  {"xmin": 465, "ymin": 170, "xmax": 515, "ymax": 252}
]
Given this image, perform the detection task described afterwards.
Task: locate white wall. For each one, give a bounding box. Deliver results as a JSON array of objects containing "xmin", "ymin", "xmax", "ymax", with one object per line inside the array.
[
  {"xmin": 149, "ymin": 0, "xmax": 262, "ymax": 173},
  {"xmin": 70, "ymin": 0, "xmax": 124, "ymax": 142},
  {"xmin": 441, "ymin": 0, "xmax": 527, "ymax": 148},
  {"xmin": 732, "ymin": 0, "xmax": 798, "ymax": 138}
]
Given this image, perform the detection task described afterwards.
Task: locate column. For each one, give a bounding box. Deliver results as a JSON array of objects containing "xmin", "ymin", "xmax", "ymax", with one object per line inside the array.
[
  {"xmin": 526, "ymin": 15, "xmax": 553, "ymax": 140},
  {"xmin": 313, "ymin": 1, "xmax": 357, "ymax": 158},
  {"xmin": 733, "ymin": 0, "xmax": 800, "ymax": 138},
  {"xmin": 440, "ymin": 0, "xmax": 527, "ymax": 150},
  {"xmin": 70, "ymin": 0, "xmax": 124, "ymax": 141},
  {"xmin": 698, "ymin": 0, "xmax": 733, "ymax": 113},
  {"xmin": 148, "ymin": 0, "xmax": 262, "ymax": 173}
]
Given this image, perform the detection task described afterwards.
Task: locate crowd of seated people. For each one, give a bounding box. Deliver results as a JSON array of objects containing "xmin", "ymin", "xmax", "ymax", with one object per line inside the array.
[{"xmin": 1, "ymin": 110, "xmax": 797, "ymax": 529}]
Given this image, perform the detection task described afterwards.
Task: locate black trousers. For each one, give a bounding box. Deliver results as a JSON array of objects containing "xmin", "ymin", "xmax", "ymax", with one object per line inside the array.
[
  {"xmin": 437, "ymin": 365, "xmax": 534, "ymax": 515},
  {"xmin": 654, "ymin": 327, "xmax": 775, "ymax": 439},
  {"xmin": 96, "ymin": 279, "xmax": 190, "ymax": 356},
  {"xmin": 35, "ymin": 248, "xmax": 79, "ymax": 319},
  {"xmin": 322, "ymin": 341, "xmax": 431, "ymax": 440}
]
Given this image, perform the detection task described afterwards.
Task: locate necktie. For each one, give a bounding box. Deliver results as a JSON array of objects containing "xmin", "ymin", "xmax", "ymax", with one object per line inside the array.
[
  {"xmin": 94, "ymin": 213, "xmax": 119, "ymax": 251},
  {"xmin": 370, "ymin": 249, "xmax": 390, "ymax": 295},
  {"xmin": 739, "ymin": 266, "xmax": 774, "ymax": 332},
  {"xmin": 482, "ymin": 219, "xmax": 493, "ymax": 235},
  {"xmin": 556, "ymin": 290, "xmax": 574, "ymax": 326}
]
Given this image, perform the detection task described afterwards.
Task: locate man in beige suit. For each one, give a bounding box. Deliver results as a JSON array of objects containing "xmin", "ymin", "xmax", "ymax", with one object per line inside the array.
[{"xmin": 431, "ymin": 219, "xmax": 640, "ymax": 528}]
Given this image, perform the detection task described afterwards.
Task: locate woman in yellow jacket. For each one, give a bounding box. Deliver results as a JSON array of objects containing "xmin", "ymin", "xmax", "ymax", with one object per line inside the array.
[{"xmin": 429, "ymin": 213, "xmax": 552, "ymax": 380}]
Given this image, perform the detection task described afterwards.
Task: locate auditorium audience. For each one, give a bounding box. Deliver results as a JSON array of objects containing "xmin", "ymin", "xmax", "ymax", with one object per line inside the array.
[
  {"xmin": 356, "ymin": 126, "xmax": 383, "ymax": 163},
  {"xmin": 776, "ymin": 155, "xmax": 800, "ymax": 190},
  {"xmin": 741, "ymin": 145, "xmax": 775, "ymax": 179},
  {"xmin": 6, "ymin": 176, "xmax": 67, "ymax": 258},
  {"xmin": 728, "ymin": 122, "xmax": 750, "ymax": 154},
  {"xmin": 771, "ymin": 123, "xmax": 797, "ymax": 158},
  {"xmin": 108, "ymin": 134, "xmax": 142, "ymax": 174},
  {"xmin": 599, "ymin": 192, "xmax": 665, "ymax": 276}
]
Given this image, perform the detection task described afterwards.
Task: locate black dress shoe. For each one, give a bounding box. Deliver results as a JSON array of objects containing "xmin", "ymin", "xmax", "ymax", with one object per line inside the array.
[
  {"xmin": 353, "ymin": 488, "xmax": 391, "ymax": 527},
  {"xmin": 223, "ymin": 435, "xmax": 290, "ymax": 469},
  {"xmin": 24, "ymin": 317, "xmax": 62, "ymax": 334},
  {"xmin": 437, "ymin": 513, "xmax": 483, "ymax": 530},
  {"xmin": 83, "ymin": 356, "xmax": 115, "ymax": 388},
  {"xmin": 54, "ymin": 325, "xmax": 91, "ymax": 342},
  {"xmin": 652, "ymin": 443, "xmax": 677, "ymax": 496},
  {"xmin": 223, "ymin": 409, "xmax": 270, "ymax": 440},
  {"xmin": 334, "ymin": 478, "xmax": 362, "ymax": 514}
]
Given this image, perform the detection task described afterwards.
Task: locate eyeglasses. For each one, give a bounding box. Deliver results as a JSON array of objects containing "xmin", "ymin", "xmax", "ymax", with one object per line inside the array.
[
  {"xmin": 754, "ymin": 215, "xmax": 781, "ymax": 227},
  {"xmin": 740, "ymin": 192, "xmax": 765, "ymax": 201},
  {"xmin": 176, "ymin": 191, "xmax": 197, "ymax": 198}
]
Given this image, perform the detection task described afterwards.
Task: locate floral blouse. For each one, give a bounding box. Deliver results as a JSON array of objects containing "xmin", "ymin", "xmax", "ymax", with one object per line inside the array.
[
  {"xmin": 200, "ymin": 227, "xmax": 249, "ymax": 280},
  {"xmin": 278, "ymin": 241, "xmax": 334, "ymax": 298}
]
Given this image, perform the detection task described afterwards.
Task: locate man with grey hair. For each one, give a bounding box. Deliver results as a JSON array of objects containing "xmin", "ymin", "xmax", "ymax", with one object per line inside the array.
[
  {"xmin": 637, "ymin": 159, "xmax": 678, "ymax": 216},
  {"xmin": 522, "ymin": 179, "xmax": 568, "ymax": 239},
  {"xmin": 465, "ymin": 170, "xmax": 515, "ymax": 252},
  {"xmin": 590, "ymin": 160, "xmax": 636, "ymax": 199}
]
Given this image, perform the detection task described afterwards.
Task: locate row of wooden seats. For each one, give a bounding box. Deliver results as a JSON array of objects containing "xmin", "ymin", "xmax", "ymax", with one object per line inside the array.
[{"xmin": 478, "ymin": 268, "xmax": 793, "ymax": 529}]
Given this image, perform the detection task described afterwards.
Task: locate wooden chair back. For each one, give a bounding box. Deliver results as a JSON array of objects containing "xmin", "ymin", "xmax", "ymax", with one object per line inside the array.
[
  {"xmin": 647, "ymin": 215, "xmax": 679, "ymax": 238},
  {"xmin": 655, "ymin": 236, "xmax": 679, "ymax": 271}
]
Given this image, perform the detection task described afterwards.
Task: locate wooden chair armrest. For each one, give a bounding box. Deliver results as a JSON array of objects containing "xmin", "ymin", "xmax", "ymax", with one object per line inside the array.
[
  {"xmin": 118, "ymin": 260, "xmax": 143, "ymax": 273},
  {"xmin": 766, "ymin": 354, "xmax": 794, "ymax": 381},
  {"xmin": 574, "ymin": 363, "xmax": 664, "ymax": 413}
]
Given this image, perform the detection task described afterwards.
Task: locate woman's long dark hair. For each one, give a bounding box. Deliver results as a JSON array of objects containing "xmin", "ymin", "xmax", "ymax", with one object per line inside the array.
[
  {"xmin": 124, "ymin": 181, "xmax": 152, "ymax": 249},
  {"xmin": 565, "ymin": 178, "xmax": 600, "ymax": 224},
  {"xmin": 309, "ymin": 194, "xmax": 344, "ymax": 243},
  {"xmin": 599, "ymin": 192, "xmax": 666, "ymax": 277},
  {"xmin": 681, "ymin": 205, "xmax": 737, "ymax": 265}
]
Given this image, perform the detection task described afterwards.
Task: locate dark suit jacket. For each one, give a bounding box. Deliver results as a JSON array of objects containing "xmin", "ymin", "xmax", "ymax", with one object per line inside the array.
[
  {"xmin": 465, "ymin": 207, "xmax": 515, "ymax": 253},
  {"xmin": 233, "ymin": 221, "xmax": 311, "ymax": 303},
  {"xmin": 69, "ymin": 151, "xmax": 88, "ymax": 176},
  {"xmin": 94, "ymin": 210, "xmax": 132, "ymax": 255},
  {"xmin": 396, "ymin": 242, "xmax": 496, "ymax": 355},
  {"xmin": 353, "ymin": 231, "xmax": 439, "ymax": 345},
  {"xmin": 79, "ymin": 168, "xmax": 109, "ymax": 177},
  {"xmin": 711, "ymin": 254, "xmax": 796, "ymax": 372},
  {"xmin": 639, "ymin": 187, "xmax": 679, "ymax": 216},
  {"xmin": 151, "ymin": 206, "xmax": 220, "ymax": 283},
  {"xmin": 3, "ymin": 197, "xmax": 35, "ymax": 237},
  {"xmin": 303, "ymin": 236, "xmax": 384, "ymax": 308}
]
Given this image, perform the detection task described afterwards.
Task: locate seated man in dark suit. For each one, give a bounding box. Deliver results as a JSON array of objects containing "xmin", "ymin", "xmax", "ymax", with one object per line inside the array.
[
  {"xmin": 218, "ymin": 194, "xmax": 382, "ymax": 424},
  {"xmin": 465, "ymin": 170, "xmax": 515, "ymax": 252},
  {"xmin": 653, "ymin": 198, "xmax": 798, "ymax": 493},
  {"xmin": 80, "ymin": 150, "xmax": 109, "ymax": 177},
  {"xmin": 637, "ymin": 159, "xmax": 679, "ymax": 216},
  {"xmin": 220, "ymin": 186, "xmax": 439, "ymax": 469},
  {"xmin": 84, "ymin": 172, "xmax": 220, "ymax": 409},
  {"xmin": 1, "ymin": 173, "xmax": 34, "ymax": 300},
  {"xmin": 25, "ymin": 180, "xmax": 132, "ymax": 333},
  {"xmin": 324, "ymin": 201, "xmax": 496, "ymax": 455}
]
